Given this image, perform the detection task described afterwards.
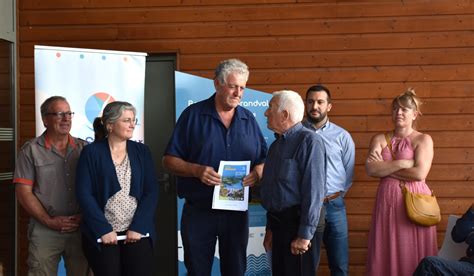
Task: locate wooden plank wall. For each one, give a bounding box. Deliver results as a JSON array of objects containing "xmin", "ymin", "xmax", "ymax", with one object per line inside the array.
[{"xmin": 17, "ymin": 0, "xmax": 474, "ymax": 275}]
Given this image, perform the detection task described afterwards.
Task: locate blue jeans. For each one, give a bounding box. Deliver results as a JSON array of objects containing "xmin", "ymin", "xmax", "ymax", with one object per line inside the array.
[
  {"xmin": 323, "ymin": 195, "xmax": 349, "ymax": 276},
  {"xmin": 413, "ymin": 256, "xmax": 474, "ymax": 276}
]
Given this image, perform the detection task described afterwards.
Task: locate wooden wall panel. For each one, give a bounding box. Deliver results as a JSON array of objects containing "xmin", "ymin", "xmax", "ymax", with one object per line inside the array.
[
  {"xmin": 19, "ymin": 14, "xmax": 474, "ymax": 41},
  {"xmin": 16, "ymin": 31, "xmax": 474, "ymax": 54},
  {"xmin": 18, "ymin": 1, "xmax": 474, "ymax": 22},
  {"xmin": 180, "ymin": 48, "xmax": 474, "ymax": 69},
  {"xmin": 17, "ymin": 0, "xmax": 474, "ymax": 275}
]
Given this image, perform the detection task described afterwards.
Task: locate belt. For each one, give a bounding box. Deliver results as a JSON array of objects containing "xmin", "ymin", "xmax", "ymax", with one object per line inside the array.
[{"xmin": 324, "ymin": 192, "xmax": 341, "ymax": 203}]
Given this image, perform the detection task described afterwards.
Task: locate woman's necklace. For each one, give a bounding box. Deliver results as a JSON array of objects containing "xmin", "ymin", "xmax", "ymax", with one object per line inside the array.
[{"xmin": 110, "ymin": 145, "xmax": 127, "ymax": 165}]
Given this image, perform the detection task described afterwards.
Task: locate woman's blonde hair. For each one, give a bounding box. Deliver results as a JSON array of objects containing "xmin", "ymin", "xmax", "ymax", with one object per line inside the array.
[{"xmin": 392, "ymin": 88, "xmax": 423, "ymax": 115}]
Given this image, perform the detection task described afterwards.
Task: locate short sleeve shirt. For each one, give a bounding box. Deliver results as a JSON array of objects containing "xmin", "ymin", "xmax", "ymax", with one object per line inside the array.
[
  {"xmin": 13, "ymin": 132, "xmax": 87, "ymax": 216},
  {"xmin": 165, "ymin": 94, "xmax": 267, "ymax": 206}
]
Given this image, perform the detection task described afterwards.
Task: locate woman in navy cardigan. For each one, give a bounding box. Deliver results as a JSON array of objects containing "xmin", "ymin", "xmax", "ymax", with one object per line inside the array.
[{"xmin": 76, "ymin": 101, "xmax": 158, "ymax": 276}]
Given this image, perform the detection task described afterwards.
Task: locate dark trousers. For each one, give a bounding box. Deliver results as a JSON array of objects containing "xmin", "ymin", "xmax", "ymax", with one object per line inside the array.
[
  {"xmin": 181, "ymin": 202, "xmax": 248, "ymax": 276},
  {"xmin": 268, "ymin": 206, "xmax": 324, "ymax": 276},
  {"xmin": 82, "ymin": 233, "xmax": 154, "ymax": 276}
]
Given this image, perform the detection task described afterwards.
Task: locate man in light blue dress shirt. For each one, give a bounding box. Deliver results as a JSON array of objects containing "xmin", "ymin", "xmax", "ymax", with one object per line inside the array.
[{"xmin": 303, "ymin": 85, "xmax": 355, "ymax": 276}]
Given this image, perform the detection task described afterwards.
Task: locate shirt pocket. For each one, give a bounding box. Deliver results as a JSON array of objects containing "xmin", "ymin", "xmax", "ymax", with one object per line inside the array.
[{"xmin": 33, "ymin": 158, "xmax": 56, "ymax": 195}]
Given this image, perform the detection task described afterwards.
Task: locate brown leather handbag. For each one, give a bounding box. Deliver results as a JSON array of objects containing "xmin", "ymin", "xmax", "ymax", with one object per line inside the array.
[
  {"xmin": 399, "ymin": 182, "xmax": 441, "ymax": 226},
  {"xmin": 385, "ymin": 133, "xmax": 441, "ymax": 227}
]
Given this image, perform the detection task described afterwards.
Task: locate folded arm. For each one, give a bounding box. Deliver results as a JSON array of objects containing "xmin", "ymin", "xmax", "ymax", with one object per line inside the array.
[
  {"xmin": 365, "ymin": 133, "xmax": 414, "ymax": 178},
  {"xmin": 390, "ymin": 134, "xmax": 433, "ymax": 181}
]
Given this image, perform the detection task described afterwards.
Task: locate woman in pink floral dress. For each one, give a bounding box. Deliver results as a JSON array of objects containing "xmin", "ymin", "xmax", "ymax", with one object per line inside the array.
[{"xmin": 365, "ymin": 89, "xmax": 438, "ymax": 276}]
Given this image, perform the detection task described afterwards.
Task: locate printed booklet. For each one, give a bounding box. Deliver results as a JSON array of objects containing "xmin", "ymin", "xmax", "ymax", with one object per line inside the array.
[{"xmin": 212, "ymin": 160, "xmax": 250, "ymax": 211}]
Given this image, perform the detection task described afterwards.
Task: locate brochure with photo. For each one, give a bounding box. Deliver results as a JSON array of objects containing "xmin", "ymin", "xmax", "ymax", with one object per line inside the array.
[{"xmin": 212, "ymin": 160, "xmax": 250, "ymax": 211}]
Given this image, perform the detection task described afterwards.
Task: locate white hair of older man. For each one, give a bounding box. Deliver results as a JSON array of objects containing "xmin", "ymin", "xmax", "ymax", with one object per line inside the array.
[{"xmin": 272, "ymin": 90, "xmax": 305, "ymax": 123}]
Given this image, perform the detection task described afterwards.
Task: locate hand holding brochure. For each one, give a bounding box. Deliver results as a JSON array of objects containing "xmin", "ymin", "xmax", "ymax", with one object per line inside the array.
[{"xmin": 212, "ymin": 161, "xmax": 250, "ymax": 211}]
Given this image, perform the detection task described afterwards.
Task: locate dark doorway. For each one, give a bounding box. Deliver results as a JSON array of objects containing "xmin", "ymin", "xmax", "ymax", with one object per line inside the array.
[
  {"xmin": 144, "ymin": 54, "xmax": 177, "ymax": 276},
  {"xmin": 0, "ymin": 40, "xmax": 15, "ymax": 276}
]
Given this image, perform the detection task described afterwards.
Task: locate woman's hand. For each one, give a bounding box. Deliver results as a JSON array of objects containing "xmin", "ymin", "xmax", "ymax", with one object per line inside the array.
[
  {"xmin": 398, "ymin": 159, "xmax": 415, "ymax": 169},
  {"xmin": 101, "ymin": 231, "xmax": 118, "ymax": 245},
  {"xmin": 125, "ymin": 230, "xmax": 142, "ymax": 244},
  {"xmin": 367, "ymin": 150, "xmax": 383, "ymax": 163}
]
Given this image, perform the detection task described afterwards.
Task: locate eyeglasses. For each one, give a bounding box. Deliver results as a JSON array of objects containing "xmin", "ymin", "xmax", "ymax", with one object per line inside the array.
[
  {"xmin": 120, "ymin": 118, "xmax": 138, "ymax": 125},
  {"xmin": 45, "ymin": 112, "xmax": 75, "ymax": 119}
]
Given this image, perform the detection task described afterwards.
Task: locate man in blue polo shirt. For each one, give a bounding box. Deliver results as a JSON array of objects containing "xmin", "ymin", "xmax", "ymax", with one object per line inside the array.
[
  {"xmin": 163, "ymin": 59, "xmax": 267, "ymax": 276},
  {"xmin": 302, "ymin": 84, "xmax": 355, "ymax": 276}
]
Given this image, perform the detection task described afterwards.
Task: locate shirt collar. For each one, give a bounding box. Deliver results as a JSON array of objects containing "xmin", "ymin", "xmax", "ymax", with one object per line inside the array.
[
  {"xmin": 302, "ymin": 118, "xmax": 330, "ymax": 132},
  {"xmin": 40, "ymin": 131, "xmax": 77, "ymax": 150},
  {"xmin": 276, "ymin": 122, "xmax": 303, "ymax": 139}
]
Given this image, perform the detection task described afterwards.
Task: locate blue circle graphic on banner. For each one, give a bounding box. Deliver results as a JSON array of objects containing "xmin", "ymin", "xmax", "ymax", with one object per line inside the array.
[{"xmin": 85, "ymin": 92, "xmax": 115, "ymax": 124}]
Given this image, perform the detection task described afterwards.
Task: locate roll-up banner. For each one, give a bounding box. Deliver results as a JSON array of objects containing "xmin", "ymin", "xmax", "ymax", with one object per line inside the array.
[
  {"xmin": 34, "ymin": 45, "xmax": 146, "ymax": 275},
  {"xmin": 34, "ymin": 45, "xmax": 146, "ymax": 142}
]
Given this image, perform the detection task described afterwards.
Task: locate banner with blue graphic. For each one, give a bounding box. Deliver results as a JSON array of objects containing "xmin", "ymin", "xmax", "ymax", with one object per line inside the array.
[
  {"xmin": 34, "ymin": 45, "xmax": 146, "ymax": 142},
  {"xmin": 175, "ymin": 71, "xmax": 275, "ymax": 276}
]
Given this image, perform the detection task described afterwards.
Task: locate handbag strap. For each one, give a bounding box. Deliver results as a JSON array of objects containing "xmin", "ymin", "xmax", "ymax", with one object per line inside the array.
[
  {"xmin": 384, "ymin": 133, "xmax": 408, "ymax": 189},
  {"xmin": 384, "ymin": 133, "xmax": 395, "ymax": 160}
]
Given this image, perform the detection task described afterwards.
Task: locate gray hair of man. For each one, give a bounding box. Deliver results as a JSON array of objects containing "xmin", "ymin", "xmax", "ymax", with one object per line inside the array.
[
  {"xmin": 40, "ymin": 96, "xmax": 67, "ymax": 118},
  {"xmin": 101, "ymin": 101, "xmax": 136, "ymax": 126},
  {"xmin": 214, "ymin": 59, "xmax": 249, "ymax": 85},
  {"xmin": 272, "ymin": 90, "xmax": 305, "ymax": 124}
]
